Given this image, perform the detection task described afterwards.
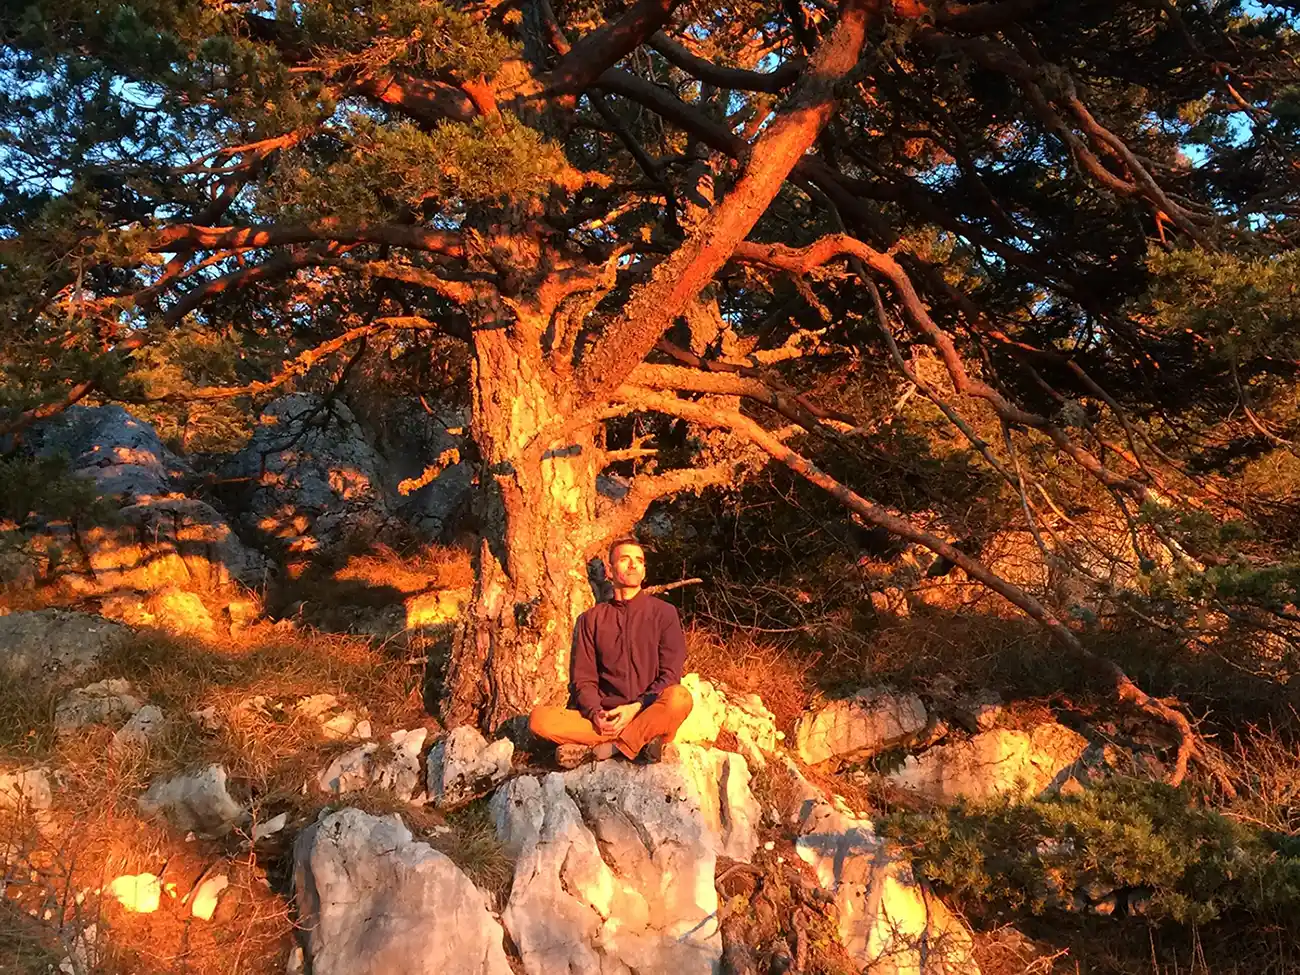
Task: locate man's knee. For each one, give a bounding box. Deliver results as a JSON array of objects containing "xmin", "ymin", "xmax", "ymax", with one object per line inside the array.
[
  {"xmin": 529, "ymin": 705, "xmax": 563, "ymax": 742},
  {"xmin": 659, "ymin": 684, "xmax": 694, "ymax": 715}
]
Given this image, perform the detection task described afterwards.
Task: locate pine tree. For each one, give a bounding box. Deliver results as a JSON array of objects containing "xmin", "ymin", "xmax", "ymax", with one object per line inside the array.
[{"xmin": 1, "ymin": 1, "xmax": 1296, "ymax": 777}]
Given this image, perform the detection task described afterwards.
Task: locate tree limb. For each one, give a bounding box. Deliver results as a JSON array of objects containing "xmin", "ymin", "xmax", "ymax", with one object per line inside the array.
[
  {"xmin": 647, "ymin": 32, "xmax": 805, "ymax": 92},
  {"xmin": 549, "ymin": 0, "xmax": 687, "ymax": 96},
  {"xmin": 575, "ymin": 0, "xmax": 872, "ymax": 403},
  {"xmin": 615, "ymin": 382, "xmax": 1236, "ymax": 795}
]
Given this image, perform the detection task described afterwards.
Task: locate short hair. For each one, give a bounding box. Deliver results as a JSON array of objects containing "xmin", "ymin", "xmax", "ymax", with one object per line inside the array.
[{"xmin": 607, "ymin": 536, "xmax": 643, "ymax": 563}]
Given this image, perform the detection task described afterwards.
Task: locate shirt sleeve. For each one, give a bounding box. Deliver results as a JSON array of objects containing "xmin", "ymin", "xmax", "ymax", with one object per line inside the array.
[
  {"xmin": 571, "ymin": 613, "xmax": 602, "ymax": 719},
  {"xmin": 641, "ymin": 602, "xmax": 687, "ymax": 708}
]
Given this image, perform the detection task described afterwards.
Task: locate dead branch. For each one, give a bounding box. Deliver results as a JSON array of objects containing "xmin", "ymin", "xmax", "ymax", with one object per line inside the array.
[{"xmin": 615, "ymin": 382, "xmax": 1237, "ymax": 796}]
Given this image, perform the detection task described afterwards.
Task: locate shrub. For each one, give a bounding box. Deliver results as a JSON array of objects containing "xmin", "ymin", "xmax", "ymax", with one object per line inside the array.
[{"xmin": 885, "ymin": 778, "xmax": 1300, "ymax": 925}]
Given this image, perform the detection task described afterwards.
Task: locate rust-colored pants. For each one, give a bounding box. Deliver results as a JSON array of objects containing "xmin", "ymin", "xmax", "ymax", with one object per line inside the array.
[{"xmin": 529, "ymin": 684, "xmax": 694, "ymax": 759}]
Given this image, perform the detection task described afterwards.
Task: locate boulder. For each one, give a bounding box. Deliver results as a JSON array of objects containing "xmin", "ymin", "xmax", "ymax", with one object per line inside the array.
[
  {"xmin": 71, "ymin": 498, "xmax": 266, "ymax": 593},
  {"xmin": 491, "ymin": 743, "xmax": 758, "ymax": 975},
  {"xmin": 795, "ymin": 688, "xmax": 927, "ymax": 766},
  {"xmin": 138, "ymin": 764, "xmax": 246, "ymax": 836},
  {"xmin": 787, "ymin": 759, "xmax": 979, "ymax": 975},
  {"xmin": 317, "ymin": 728, "xmax": 428, "ymax": 800},
  {"xmin": 113, "ymin": 704, "xmax": 165, "ymax": 747},
  {"xmin": 426, "ymin": 726, "xmax": 513, "ymax": 809},
  {"xmin": 0, "ymin": 767, "xmax": 53, "ymax": 815},
  {"xmin": 24, "ymin": 406, "xmax": 266, "ymax": 594},
  {"xmin": 668, "ymin": 674, "xmax": 782, "ymax": 768},
  {"xmin": 0, "ymin": 611, "xmax": 129, "ymax": 686},
  {"xmin": 35, "ymin": 405, "xmax": 187, "ymax": 501},
  {"xmin": 55, "ymin": 679, "xmax": 143, "ymax": 731},
  {"xmin": 148, "ymin": 587, "xmax": 216, "ymax": 635},
  {"xmin": 673, "ymin": 673, "xmax": 728, "ymax": 744},
  {"xmin": 221, "ymin": 394, "xmax": 392, "ymax": 555},
  {"xmin": 889, "ymin": 723, "xmax": 1089, "ymax": 802},
  {"xmin": 293, "ymin": 807, "xmax": 512, "ymax": 975},
  {"xmin": 378, "ymin": 403, "xmax": 473, "ymax": 540}
]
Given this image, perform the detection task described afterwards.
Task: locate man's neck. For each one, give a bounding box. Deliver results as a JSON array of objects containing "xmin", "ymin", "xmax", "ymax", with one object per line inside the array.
[{"xmin": 613, "ymin": 585, "xmax": 642, "ymax": 603}]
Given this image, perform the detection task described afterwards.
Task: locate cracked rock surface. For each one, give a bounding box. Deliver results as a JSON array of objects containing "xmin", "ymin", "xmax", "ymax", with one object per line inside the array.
[
  {"xmin": 491, "ymin": 743, "xmax": 758, "ymax": 975},
  {"xmin": 293, "ymin": 807, "xmax": 511, "ymax": 975}
]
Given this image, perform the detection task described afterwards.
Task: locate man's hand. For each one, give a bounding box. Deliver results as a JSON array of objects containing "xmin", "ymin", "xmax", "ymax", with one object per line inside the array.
[{"xmin": 595, "ymin": 702, "xmax": 642, "ymax": 736}]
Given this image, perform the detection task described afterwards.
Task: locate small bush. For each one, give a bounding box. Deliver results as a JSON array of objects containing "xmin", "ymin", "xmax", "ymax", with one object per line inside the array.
[{"xmin": 885, "ymin": 778, "xmax": 1300, "ymax": 926}]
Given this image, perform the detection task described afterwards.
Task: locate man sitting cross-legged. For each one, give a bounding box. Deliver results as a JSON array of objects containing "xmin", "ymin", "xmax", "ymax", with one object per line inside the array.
[{"xmin": 529, "ymin": 538, "xmax": 693, "ymax": 769}]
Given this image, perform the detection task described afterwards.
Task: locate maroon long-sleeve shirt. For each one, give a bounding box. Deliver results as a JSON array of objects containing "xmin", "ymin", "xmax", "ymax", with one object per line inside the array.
[{"xmin": 570, "ymin": 592, "xmax": 686, "ymax": 719}]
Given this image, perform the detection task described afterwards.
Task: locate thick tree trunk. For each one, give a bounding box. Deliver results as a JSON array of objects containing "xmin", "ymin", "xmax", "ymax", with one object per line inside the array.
[{"xmin": 440, "ymin": 327, "xmax": 603, "ymax": 731}]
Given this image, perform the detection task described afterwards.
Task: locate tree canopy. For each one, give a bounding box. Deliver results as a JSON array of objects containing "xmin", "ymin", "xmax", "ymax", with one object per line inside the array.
[{"xmin": 2, "ymin": 0, "xmax": 1299, "ymax": 778}]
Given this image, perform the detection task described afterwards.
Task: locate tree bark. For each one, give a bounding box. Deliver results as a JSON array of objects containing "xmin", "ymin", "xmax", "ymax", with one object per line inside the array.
[{"xmin": 439, "ymin": 323, "xmax": 604, "ymax": 731}]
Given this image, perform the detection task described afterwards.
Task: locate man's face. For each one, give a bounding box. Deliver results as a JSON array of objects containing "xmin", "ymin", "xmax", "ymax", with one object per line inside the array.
[{"xmin": 609, "ymin": 543, "xmax": 646, "ymax": 589}]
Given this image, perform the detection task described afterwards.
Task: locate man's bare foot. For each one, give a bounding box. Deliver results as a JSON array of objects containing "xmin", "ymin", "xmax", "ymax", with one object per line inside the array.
[
  {"xmin": 556, "ymin": 744, "xmax": 593, "ymax": 769},
  {"xmin": 593, "ymin": 741, "xmax": 618, "ymax": 761}
]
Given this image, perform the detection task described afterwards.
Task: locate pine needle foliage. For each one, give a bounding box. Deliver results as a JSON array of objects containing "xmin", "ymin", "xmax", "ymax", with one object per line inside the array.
[{"xmin": 887, "ymin": 778, "xmax": 1300, "ymax": 926}]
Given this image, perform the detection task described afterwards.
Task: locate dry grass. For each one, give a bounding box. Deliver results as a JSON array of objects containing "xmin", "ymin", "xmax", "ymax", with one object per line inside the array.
[
  {"xmin": 1, "ymin": 736, "xmax": 294, "ymax": 975},
  {"xmin": 0, "ymin": 679, "xmax": 60, "ymax": 758},
  {"xmin": 685, "ymin": 626, "xmax": 817, "ymax": 734},
  {"xmin": 80, "ymin": 625, "xmax": 428, "ymax": 810},
  {"xmin": 0, "ymin": 619, "xmax": 442, "ymax": 975}
]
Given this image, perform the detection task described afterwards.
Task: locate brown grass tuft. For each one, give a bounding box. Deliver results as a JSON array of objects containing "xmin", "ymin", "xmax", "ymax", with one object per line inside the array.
[{"xmin": 685, "ymin": 626, "xmax": 816, "ymax": 734}]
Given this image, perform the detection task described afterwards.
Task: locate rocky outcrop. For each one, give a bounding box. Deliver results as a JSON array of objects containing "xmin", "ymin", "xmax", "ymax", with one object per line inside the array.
[
  {"xmin": 293, "ymin": 808, "xmax": 512, "ymax": 975},
  {"xmin": 889, "ymin": 723, "xmax": 1089, "ymax": 802},
  {"xmin": 672, "ymin": 673, "xmax": 782, "ymax": 767},
  {"xmin": 376, "ymin": 402, "xmax": 473, "ymax": 540},
  {"xmin": 0, "ymin": 610, "xmax": 129, "ymax": 686},
  {"xmin": 795, "ymin": 688, "xmax": 928, "ymax": 766},
  {"xmin": 22, "ymin": 406, "xmax": 266, "ymax": 594},
  {"xmin": 426, "ymin": 726, "xmax": 513, "ymax": 809},
  {"xmin": 138, "ymin": 764, "xmax": 246, "ymax": 837},
  {"xmin": 317, "ymin": 728, "xmax": 428, "ymax": 800},
  {"xmin": 55, "ymin": 678, "xmax": 143, "ymax": 731},
  {"xmin": 491, "ymin": 743, "xmax": 758, "ymax": 975},
  {"xmin": 221, "ymin": 394, "xmax": 392, "ymax": 556},
  {"xmin": 788, "ymin": 759, "xmax": 980, "ymax": 974}
]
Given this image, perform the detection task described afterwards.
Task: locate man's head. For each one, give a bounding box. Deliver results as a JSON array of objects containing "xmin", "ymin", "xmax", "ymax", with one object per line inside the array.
[{"xmin": 607, "ymin": 537, "xmax": 646, "ymax": 592}]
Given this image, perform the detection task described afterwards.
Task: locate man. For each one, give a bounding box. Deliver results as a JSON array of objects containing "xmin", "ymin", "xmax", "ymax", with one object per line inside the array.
[{"xmin": 529, "ymin": 537, "xmax": 693, "ymax": 768}]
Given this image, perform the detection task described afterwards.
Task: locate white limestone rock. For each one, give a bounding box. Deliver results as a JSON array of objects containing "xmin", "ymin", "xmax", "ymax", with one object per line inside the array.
[
  {"xmin": 317, "ymin": 728, "xmax": 428, "ymax": 800},
  {"xmin": 138, "ymin": 764, "xmax": 246, "ymax": 837},
  {"xmin": 795, "ymin": 687, "xmax": 927, "ymax": 765},
  {"xmin": 426, "ymin": 726, "xmax": 513, "ymax": 809},
  {"xmin": 673, "ymin": 672, "xmax": 728, "ymax": 744},
  {"xmin": 55, "ymin": 679, "xmax": 143, "ymax": 731},
  {"xmin": 113, "ymin": 704, "xmax": 165, "ymax": 747},
  {"xmin": 889, "ymin": 723, "xmax": 1088, "ymax": 802},
  {"xmin": 293, "ymin": 807, "xmax": 512, "ymax": 975},
  {"xmin": 786, "ymin": 758, "xmax": 979, "ymax": 975},
  {"xmin": 668, "ymin": 674, "xmax": 782, "ymax": 769},
  {"xmin": 190, "ymin": 874, "xmax": 230, "ymax": 921},
  {"xmin": 490, "ymin": 743, "xmax": 759, "ymax": 975}
]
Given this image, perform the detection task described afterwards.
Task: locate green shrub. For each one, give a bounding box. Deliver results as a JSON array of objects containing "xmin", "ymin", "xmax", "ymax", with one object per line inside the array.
[{"xmin": 885, "ymin": 778, "xmax": 1300, "ymax": 925}]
